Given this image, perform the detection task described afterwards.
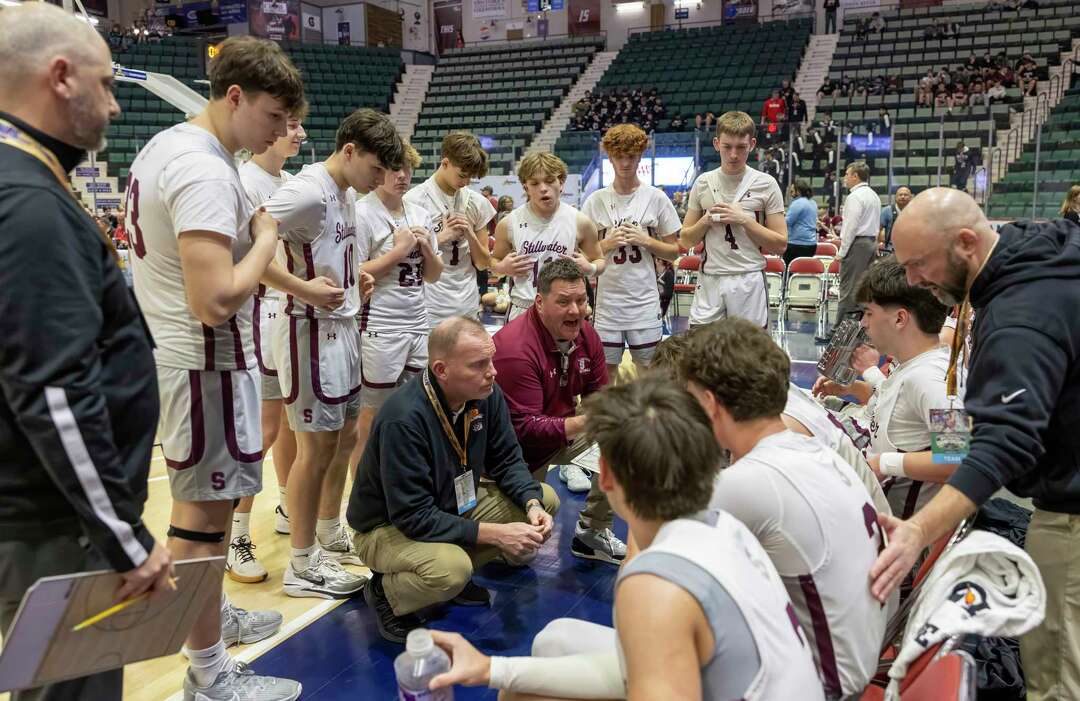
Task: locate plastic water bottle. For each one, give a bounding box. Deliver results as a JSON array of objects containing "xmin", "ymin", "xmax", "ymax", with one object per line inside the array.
[{"xmin": 395, "ymin": 628, "xmax": 454, "ymax": 701}]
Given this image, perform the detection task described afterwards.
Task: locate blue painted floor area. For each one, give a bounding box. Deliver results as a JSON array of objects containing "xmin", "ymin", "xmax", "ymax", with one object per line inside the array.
[
  {"xmin": 252, "ymin": 474, "xmax": 623, "ymax": 700},
  {"xmin": 252, "ymin": 313, "xmax": 826, "ymax": 699}
]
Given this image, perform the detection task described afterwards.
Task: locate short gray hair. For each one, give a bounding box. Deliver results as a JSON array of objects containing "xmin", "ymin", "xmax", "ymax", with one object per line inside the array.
[
  {"xmin": 847, "ymin": 160, "xmax": 870, "ymax": 182},
  {"xmin": 537, "ymin": 257, "xmax": 584, "ymax": 295},
  {"xmin": 0, "ymin": 4, "xmax": 104, "ymax": 95}
]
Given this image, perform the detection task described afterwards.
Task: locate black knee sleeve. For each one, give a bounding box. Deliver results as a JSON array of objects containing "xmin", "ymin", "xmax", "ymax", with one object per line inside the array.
[{"xmin": 167, "ymin": 525, "xmax": 226, "ymax": 543}]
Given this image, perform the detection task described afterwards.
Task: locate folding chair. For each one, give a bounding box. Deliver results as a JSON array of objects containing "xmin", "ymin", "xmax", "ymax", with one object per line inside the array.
[
  {"xmin": 782, "ymin": 257, "xmax": 825, "ymax": 329},
  {"xmin": 764, "ymin": 255, "xmax": 785, "ymax": 310},
  {"xmin": 672, "ymin": 255, "xmax": 701, "ymax": 318}
]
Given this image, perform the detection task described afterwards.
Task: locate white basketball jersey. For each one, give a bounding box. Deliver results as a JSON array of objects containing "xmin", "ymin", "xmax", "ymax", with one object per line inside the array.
[
  {"xmin": 239, "ymin": 159, "xmax": 291, "ymax": 303},
  {"xmin": 711, "ymin": 431, "xmax": 886, "ymax": 697},
  {"xmin": 687, "ymin": 166, "xmax": 784, "ymax": 275},
  {"xmin": 127, "ymin": 123, "xmax": 255, "ymax": 371},
  {"xmin": 263, "ymin": 162, "xmax": 360, "ymax": 320},
  {"xmin": 403, "ymin": 176, "xmax": 495, "ymax": 324},
  {"xmin": 506, "ymin": 202, "xmax": 579, "ymax": 309},
  {"xmin": 785, "ymin": 383, "xmax": 893, "ymax": 517},
  {"xmin": 355, "ymin": 191, "xmax": 436, "ymax": 334},
  {"xmin": 581, "ymin": 184, "xmax": 681, "ymax": 329},
  {"xmin": 861, "ymin": 346, "xmax": 951, "ymax": 518},
  {"xmin": 617, "ymin": 512, "xmax": 825, "ymax": 701}
]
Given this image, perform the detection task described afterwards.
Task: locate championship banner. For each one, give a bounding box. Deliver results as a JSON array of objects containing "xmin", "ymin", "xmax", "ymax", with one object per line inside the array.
[
  {"xmin": 433, "ymin": 0, "xmax": 462, "ymax": 52},
  {"xmin": 723, "ymin": 0, "xmax": 758, "ymax": 22},
  {"xmin": 302, "ymin": 11, "xmax": 321, "ymax": 30},
  {"xmin": 247, "ymin": 0, "xmax": 300, "ymax": 40},
  {"xmin": 472, "ymin": 0, "xmax": 507, "ymax": 20}
]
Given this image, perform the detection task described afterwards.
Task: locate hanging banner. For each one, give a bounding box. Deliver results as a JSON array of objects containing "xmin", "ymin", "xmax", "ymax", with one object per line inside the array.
[
  {"xmin": 527, "ymin": 0, "xmax": 563, "ymax": 11},
  {"xmin": 219, "ymin": 0, "xmax": 248, "ymax": 23},
  {"xmin": 472, "ymin": 0, "xmax": 507, "ymax": 19},
  {"xmin": 433, "ymin": 0, "xmax": 462, "ymax": 53},
  {"xmin": 337, "ymin": 20, "xmax": 351, "ymax": 44},
  {"xmin": 723, "ymin": 0, "xmax": 758, "ymax": 22},
  {"xmin": 247, "ymin": 0, "xmax": 300, "ymax": 39},
  {"xmin": 568, "ymin": 0, "xmax": 599, "ymax": 35}
]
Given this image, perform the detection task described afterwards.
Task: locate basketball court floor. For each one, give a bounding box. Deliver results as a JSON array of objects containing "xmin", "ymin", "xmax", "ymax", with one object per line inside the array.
[{"xmin": 42, "ymin": 311, "xmax": 827, "ymax": 701}]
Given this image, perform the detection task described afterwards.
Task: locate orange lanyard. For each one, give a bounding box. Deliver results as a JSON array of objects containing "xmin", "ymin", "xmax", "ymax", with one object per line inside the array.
[{"xmin": 422, "ymin": 370, "xmax": 470, "ymax": 469}]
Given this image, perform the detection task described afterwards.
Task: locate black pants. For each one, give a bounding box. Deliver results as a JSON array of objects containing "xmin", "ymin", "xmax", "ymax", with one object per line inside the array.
[
  {"xmin": 825, "ymin": 9, "xmax": 837, "ymax": 33},
  {"xmin": 0, "ymin": 534, "xmax": 123, "ymax": 701},
  {"xmin": 782, "ymin": 242, "xmax": 818, "ymax": 270}
]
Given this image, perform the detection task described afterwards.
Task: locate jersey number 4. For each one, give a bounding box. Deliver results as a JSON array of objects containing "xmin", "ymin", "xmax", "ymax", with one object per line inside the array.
[{"xmin": 724, "ymin": 224, "xmax": 739, "ymax": 250}]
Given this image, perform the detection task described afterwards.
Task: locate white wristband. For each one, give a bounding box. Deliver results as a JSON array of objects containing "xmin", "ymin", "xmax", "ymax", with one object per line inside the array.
[
  {"xmin": 879, "ymin": 452, "xmax": 906, "ymax": 477},
  {"xmin": 588, "ymin": 262, "xmax": 598, "ymax": 277},
  {"xmin": 863, "ymin": 365, "xmax": 887, "ymax": 391}
]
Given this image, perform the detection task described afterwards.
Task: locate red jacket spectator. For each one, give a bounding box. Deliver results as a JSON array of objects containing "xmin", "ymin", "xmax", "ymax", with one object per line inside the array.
[
  {"xmin": 762, "ymin": 91, "xmax": 787, "ymax": 124},
  {"xmin": 492, "ymin": 305, "xmax": 608, "ymax": 472}
]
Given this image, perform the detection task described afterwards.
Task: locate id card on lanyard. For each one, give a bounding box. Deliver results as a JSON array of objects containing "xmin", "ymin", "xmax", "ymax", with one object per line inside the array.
[
  {"xmin": 932, "ymin": 300, "xmax": 973, "ymax": 464},
  {"xmin": 422, "ymin": 369, "xmax": 477, "ymax": 514}
]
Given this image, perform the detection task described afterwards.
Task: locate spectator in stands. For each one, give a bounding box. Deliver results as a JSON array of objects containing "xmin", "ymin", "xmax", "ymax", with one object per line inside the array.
[
  {"xmin": 951, "ymin": 142, "xmax": 971, "ymax": 191},
  {"xmin": 986, "ymin": 78, "xmax": 1006, "ymax": 103},
  {"xmin": 824, "ymin": 0, "xmax": 839, "ymax": 33},
  {"xmin": 818, "ymin": 205, "xmax": 837, "ymax": 238},
  {"xmin": 968, "ymin": 78, "xmax": 987, "ymax": 106},
  {"xmin": 869, "ymin": 11, "xmax": 885, "ymax": 33},
  {"xmin": 761, "ymin": 149, "xmax": 781, "ymax": 181},
  {"xmin": 879, "ymin": 185, "xmax": 911, "ymax": 254},
  {"xmin": 789, "ymin": 92, "xmax": 807, "ymax": 126},
  {"xmin": 1058, "ymin": 186, "xmax": 1080, "ymax": 225},
  {"xmin": 823, "ymin": 161, "xmax": 879, "ymax": 338},
  {"xmin": 874, "ymin": 107, "xmax": 892, "ymax": 135},
  {"xmin": 951, "ymin": 82, "xmax": 969, "ymax": 109},
  {"xmin": 108, "ymin": 22, "xmax": 123, "ymax": 49},
  {"xmin": 761, "ymin": 89, "xmax": 787, "ymax": 126},
  {"xmin": 785, "ymin": 180, "xmax": 819, "ymax": 268},
  {"xmin": 854, "ymin": 16, "xmax": 869, "ymax": 40},
  {"xmin": 933, "ymin": 83, "xmax": 950, "ymax": 109},
  {"xmin": 495, "ymin": 195, "xmax": 514, "ymax": 224},
  {"xmin": 348, "ymin": 317, "xmax": 558, "ymax": 643},
  {"xmin": 672, "ymin": 190, "xmax": 687, "ymax": 220},
  {"xmin": 817, "ymin": 77, "xmax": 836, "ymax": 100},
  {"xmin": 668, "ymin": 113, "xmax": 686, "ymax": 131},
  {"xmin": 779, "ymin": 79, "xmax": 795, "ymax": 106},
  {"xmin": 480, "ymin": 185, "xmax": 498, "ymax": 211},
  {"xmin": 822, "ymin": 168, "xmax": 838, "ymax": 212}
]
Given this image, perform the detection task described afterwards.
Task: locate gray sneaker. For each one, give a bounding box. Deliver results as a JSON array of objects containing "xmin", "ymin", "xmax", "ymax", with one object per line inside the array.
[
  {"xmin": 570, "ymin": 523, "xmax": 627, "ymax": 565},
  {"xmin": 183, "ymin": 661, "xmax": 300, "ymax": 701},
  {"xmin": 316, "ymin": 528, "xmax": 363, "ymax": 566},
  {"xmin": 222, "ymin": 598, "xmax": 283, "ymax": 647},
  {"xmin": 283, "ymin": 549, "xmax": 367, "ymax": 599}
]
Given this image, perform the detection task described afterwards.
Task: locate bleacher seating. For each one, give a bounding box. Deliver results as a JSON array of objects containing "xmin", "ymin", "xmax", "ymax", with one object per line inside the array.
[
  {"xmin": 990, "ymin": 86, "xmax": 1080, "ymax": 220},
  {"xmin": 552, "ymin": 19, "xmax": 812, "ymax": 176},
  {"xmin": 808, "ymin": 0, "xmax": 1078, "ymax": 204},
  {"xmin": 601, "ymin": 19, "xmax": 812, "ymax": 124},
  {"xmin": 103, "ymin": 38, "xmax": 403, "ymax": 192},
  {"xmin": 410, "ymin": 36, "xmax": 605, "ymax": 179}
]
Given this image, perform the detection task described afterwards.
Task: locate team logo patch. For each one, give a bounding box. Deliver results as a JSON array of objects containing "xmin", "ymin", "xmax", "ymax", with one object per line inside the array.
[
  {"xmin": 948, "ymin": 581, "xmax": 990, "ymax": 616},
  {"xmin": 578, "ymin": 358, "xmax": 590, "ymax": 373},
  {"xmin": 469, "ymin": 409, "xmax": 483, "ymax": 432}
]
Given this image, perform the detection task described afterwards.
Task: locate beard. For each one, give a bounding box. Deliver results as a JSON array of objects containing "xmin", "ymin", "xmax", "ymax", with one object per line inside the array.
[
  {"xmin": 68, "ymin": 90, "xmax": 110, "ymax": 153},
  {"xmin": 930, "ymin": 249, "xmax": 970, "ymax": 306}
]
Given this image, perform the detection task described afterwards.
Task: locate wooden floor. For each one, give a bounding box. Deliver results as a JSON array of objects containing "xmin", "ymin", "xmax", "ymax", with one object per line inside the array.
[{"xmin": 116, "ymin": 447, "xmax": 371, "ymax": 701}]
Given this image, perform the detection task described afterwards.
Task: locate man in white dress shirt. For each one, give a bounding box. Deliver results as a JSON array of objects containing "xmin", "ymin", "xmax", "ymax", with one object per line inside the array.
[{"xmin": 826, "ymin": 161, "xmax": 880, "ymax": 337}]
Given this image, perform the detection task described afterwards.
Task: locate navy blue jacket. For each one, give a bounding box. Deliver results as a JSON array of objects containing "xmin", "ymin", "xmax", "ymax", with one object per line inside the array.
[{"xmin": 950, "ymin": 218, "xmax": 1080, "ymax": 513}]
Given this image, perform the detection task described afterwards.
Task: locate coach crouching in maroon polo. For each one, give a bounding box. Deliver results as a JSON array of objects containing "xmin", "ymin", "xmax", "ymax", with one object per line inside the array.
[{"xmin": 493, "ymin": 257, "xmax": 626, "ymax": 566}]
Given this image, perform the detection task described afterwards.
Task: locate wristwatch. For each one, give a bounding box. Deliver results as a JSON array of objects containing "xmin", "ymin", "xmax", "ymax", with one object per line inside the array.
[{"xmin": 525, "ymin": 499, "xmax": 543, "ymax": 513}]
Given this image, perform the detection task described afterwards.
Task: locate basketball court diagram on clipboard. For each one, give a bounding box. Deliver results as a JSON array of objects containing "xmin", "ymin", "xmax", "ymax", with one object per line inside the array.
[{"xmin": 0, "ymin": 556, "xmax": 224, "ymax": 693}]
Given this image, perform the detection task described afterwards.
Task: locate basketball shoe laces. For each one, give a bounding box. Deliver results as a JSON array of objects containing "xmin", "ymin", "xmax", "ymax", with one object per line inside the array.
[{"xmin": 230, "ymin": 534, "xmax": 258, "ymax": 566}]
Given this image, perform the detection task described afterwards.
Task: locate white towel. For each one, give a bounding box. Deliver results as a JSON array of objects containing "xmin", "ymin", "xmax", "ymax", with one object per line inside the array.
[{"xmin": 885, "ymin": 530, "xmax": 1045, "ymax": 701}]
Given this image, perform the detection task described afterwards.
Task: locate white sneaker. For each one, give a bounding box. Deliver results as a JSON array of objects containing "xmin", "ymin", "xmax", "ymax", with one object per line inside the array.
[
  {"xmin": 283, "ymin": 549, "xmax": 367, "ymax": 599},
  {"xmin": 558, "ymin": 465, "xmax": 592, "ymax": 493},
  {"xmin": 182, "ymin": 661, "xmax": 300, "ymax": 701},
  {"xmin": 222, "ymin": 598, "xmax": 282, "ymax": 647},
  {"xmin": 274, "ymin": 505, "xmax": 290, "ymax": 535},
  {"xmin": 226, "ymin": 535, "xmax": 267, "ymax": 584},
  {"xmin": 570, "ymin": 523, "xmax": 627, "ymax": 565},
  {"xmin": 317, "ymin": 528, "xmax": 363, "ymax": 566}
]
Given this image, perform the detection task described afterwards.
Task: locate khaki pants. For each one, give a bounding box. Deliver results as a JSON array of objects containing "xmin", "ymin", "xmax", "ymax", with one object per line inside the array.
[
  {"xmin": 542, "ymin": 436, "xmax": 613, "ymax": 532},
  {"xmin": 1021, "ymin": 509, "xmax": 1080, "ymax": 701},
  {"xmin": 354, "ymin": 482, "xmax": 559, "ymax": 616}
]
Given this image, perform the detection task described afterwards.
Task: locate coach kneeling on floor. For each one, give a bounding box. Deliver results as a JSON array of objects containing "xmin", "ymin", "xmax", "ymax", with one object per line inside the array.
[{"xmin": 346, "ymin": 316, "xmax": 559, "ymax": 644}]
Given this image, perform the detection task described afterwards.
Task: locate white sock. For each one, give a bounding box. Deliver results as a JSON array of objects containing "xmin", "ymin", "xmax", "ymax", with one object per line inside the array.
[
  {"xmin": 184, "ymin": 639, "xmax": 233, "ymax": 688},
  {"xmin": 277, "ymin": 485, "xmax": 288, "ymax": 516},
  {"xmin": 231, "ymin": 512, "xmax": 251, "ymax": 541},
  {"xmin": 291, "ymin": 544, "xmax": 316, "ymax": 572},
  {"xmin": 316, "ymin": 517, "xmax": 340, "ymax": 542}
]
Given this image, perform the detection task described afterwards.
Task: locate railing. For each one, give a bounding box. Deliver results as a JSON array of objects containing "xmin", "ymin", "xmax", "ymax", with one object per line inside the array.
[{"xmin": 451, "ymin": 31, "xmax": 606, "ymax": 53}]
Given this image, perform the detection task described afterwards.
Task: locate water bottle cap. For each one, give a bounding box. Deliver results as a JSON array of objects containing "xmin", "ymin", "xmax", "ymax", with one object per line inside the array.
[{"xmin": 406, "ymin": 628, "xmax": 434, "ymax": 655}]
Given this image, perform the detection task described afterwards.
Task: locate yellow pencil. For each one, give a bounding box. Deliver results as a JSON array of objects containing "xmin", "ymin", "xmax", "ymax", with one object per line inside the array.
[{"xmin": 71, "ymin": 577, "xmax": 179, "ymax": 632}]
